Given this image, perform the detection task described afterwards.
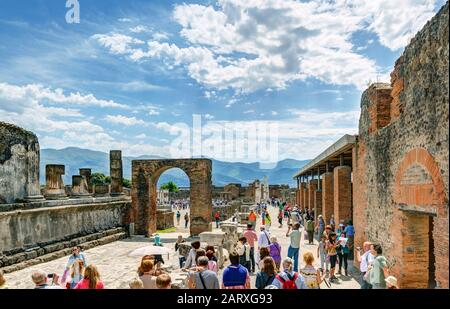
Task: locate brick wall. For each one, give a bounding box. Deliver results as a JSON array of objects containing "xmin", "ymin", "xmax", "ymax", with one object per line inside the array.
[
  {"xmin": 333, "ymin": 166, "xmax": 352, "ymax": 224},
  {"xmin": 353, "ymin": 3, "xmax": 448, "ymax": 288},
  {"xmin": 321, "ymin": 172, "xmax": 334, "ymax": 223}
]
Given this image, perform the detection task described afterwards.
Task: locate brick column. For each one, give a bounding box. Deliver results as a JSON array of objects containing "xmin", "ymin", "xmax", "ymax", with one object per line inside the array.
[
  {"xmin": 333, "ymin": 166, "xmax": 352, "ymax": 225},
  {"xmin": 322, "ymin": 172, "xmax": 334, "ymax": 223},
  {"xmin": 303, "ymin": 186, "xmax": 309, "ymax": 210},
  {"xmin": 300, "ymin": 182, "xmax": 306, "ymax": 208},
  {"xmin": 308, "ymin": 180, "xmax": 318, "ymax": 212},
  {"xmin": 314, "ymin": 190, "xmax": 322, "ymax": 222}
]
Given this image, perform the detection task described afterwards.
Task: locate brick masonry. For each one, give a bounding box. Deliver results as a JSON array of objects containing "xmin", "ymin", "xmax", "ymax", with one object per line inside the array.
[
  {"xmin": 353, "ymin": 3, "xmax": 448, "ymax": 288},
  {"xmin": 307, "ymin": 180, "xmax": 317, "ymax": 211},
  {"xmin": 321, "ymin": 172, "xmax": 334, "ymax": 223},
  {"xmin": 333, "ymin": 166, "xmax": 352, "ymax": 225},
  {"xmin": 131, "ymin": 159, "xmax": 212, "ymax": 236}
]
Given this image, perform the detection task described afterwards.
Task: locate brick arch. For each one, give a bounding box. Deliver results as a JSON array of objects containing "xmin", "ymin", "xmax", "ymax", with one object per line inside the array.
[
  {"xmin": 131, "ymin": 159, "xmax": 212, "ymax": 236},
  {"xmin": 393, "ymin": 148, "xmax": 448, "ymax": 288}
]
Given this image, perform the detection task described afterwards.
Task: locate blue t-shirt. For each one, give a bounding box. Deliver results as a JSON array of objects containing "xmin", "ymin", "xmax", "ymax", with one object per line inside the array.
[
  {"xmin": 344, "ymin": 225, "xmax": 355, "ymax": 237},
  {"xmin": 222, "ymin": 264, "xmax": 248, "ymax": 287}
]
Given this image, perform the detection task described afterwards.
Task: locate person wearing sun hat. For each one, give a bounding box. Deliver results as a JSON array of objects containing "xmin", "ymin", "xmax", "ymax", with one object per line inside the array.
[{"xmin": 385, "ymin": 276, "xmax": 399, "ymax": 289}]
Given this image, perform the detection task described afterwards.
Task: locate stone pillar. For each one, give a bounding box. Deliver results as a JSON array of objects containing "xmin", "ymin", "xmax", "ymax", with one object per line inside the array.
[
  {"xmin": 72, "ymin": 175, "xmax": 91, "ymax": 197},
  {"xmin": 333, "ymin": 166, "xmax": 352, "ymax": 225},
  {"xmin": 300, "ymin": 182, "xmax": 306, "ymax": 209},
  {"xmin": 110, "ymin": 150, "xmax": 123, "ymax": 196},
  {"xmin": 189, "ymin": 160, "xmax": 213, "ymax": 236},
  {"xmin": 79, "ymin": 168, "xmax": 92, "ymax": 193},
  {"xmin": 44, "ymin": 165, "xmax": 67, "ymax": 199},
  {"xmin": 308, "ymin": 180, "xmax": 317, "ymax": 212},
  {"xmin": 322, "ymin": 172, "xmax": 334, "ymax": 223},
  {"xmin": 314, "ymin": 189, "xmax": 322, "ymax": 223},
  {"xmin": 25, "ymin": 141, "xmax": 44, "ymax": 202},
  {"xmin": 304, "ymin": 186, "xmax": 309, "ymax": 210}
]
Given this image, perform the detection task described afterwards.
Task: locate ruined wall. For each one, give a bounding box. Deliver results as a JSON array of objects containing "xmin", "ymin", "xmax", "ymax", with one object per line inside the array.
[
  {"xmin": 0, "ymin": 122, "xmax": 42, "ymax": 204},
  {"xmin": 0, "ymin": 198, "xmax": 130, "ymax": 255},
  {"xmin": 353, "ymin": 3, "xmax": 449, "ymax": 288}
]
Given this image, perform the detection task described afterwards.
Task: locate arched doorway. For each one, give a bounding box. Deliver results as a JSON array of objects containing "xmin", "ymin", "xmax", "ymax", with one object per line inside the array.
[
  {"xmin": 392, "ymin": 148, "xmax": 448, "ymax": 288},
  {"xmin": 130, "ymin": 159, "xmax": 212, "ymax": 236}
]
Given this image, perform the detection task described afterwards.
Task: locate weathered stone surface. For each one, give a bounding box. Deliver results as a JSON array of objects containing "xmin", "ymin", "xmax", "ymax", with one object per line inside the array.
[
  {"xmin": 94, "ymin": 184, "xmax": 110, "ymax": 196},
  {"xmin": 131, "ymin": 159, "xmax": 212, "ymax": 236},
  {"xmin": 110, "ymin": 150, "xmax": 124, "ymax": 196},
  {"xmin": 79, "ymin": 168, "xmax": 93, "ymax": 193},
  {"xmin": 333, "ymin": 166, "xmax": 352, "ymax": 225},
  {"xmin": 156, "ymin": 209, "xmax": 175, "ymax": 230},
  {"xmin": 0, "ymin": 122, "xmax": 43, "ymax": 204},
  {"xmin": 44, "ymin": 165, "xmax": 67, "ymax": 199},
  {"xmin": 321, "ymin": 172, "xmax": 334, "ymax": 223},
  {"xmin": 71, "ymin": 175, "xmax": 91, "ymax": 197},
  {"xmin": 353, "ymin": 3, "xmax": 448, "ymax": 289}
]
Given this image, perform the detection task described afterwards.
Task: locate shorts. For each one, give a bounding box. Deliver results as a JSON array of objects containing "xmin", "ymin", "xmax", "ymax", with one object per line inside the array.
[{"xmin": 329, "ymin": 255, "xmax": 337, "ymax": 268}]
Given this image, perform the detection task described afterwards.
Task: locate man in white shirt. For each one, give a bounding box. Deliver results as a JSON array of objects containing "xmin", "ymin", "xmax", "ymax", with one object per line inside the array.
[
  {"xmin": 356, "ymin": 241, "xmax": 375, "ymax": 289},
  {"xmin": 258, "ymin": 226, "xmax": 271, "ymax": 249}
]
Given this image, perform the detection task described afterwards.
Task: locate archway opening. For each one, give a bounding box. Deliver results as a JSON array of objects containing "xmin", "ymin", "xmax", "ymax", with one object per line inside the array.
[{"xmin": 156, "ymin": 168, "xmax": 190, "ymax": 232}]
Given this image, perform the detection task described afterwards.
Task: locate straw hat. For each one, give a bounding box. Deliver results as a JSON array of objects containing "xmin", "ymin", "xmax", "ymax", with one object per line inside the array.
[{"xmin": 385, "ymin": 276, "xmax": 398, "ymax": 288}]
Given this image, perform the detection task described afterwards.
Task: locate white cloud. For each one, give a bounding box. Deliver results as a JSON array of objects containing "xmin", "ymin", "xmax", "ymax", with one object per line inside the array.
[
  {"xmin": 118, "ymin": 18, "xmax": 132, "ymax": 22},
  {"xmin": 92, "ymin": 33, "xmax": 144, "ymax": 55},
  {"xmin": 204, "ymin": 114, "xmax": 215, "ymax": 120},
  {"xmin": 152, "ymin": 32, "xmax": 170, "ymax": 41},
  {"xmin": 93, "ymin": 0, "xmax": 440, "ymax": 93},
  {"xmin": 271, "ymin": 111, "xmax": 278, "ymax": 116},
  {"xmin": 130, "ymin": 25, "xmax": 150, "ymax": 33},
  {"xmin": 135, "ymin": 133, "xmax": 147, "ymax": 139},
  {"xmin": 104, "ymin": 115, "xmax": 147, "ymax": 126},
  {"xmin": 149, "ymin": 109, "xmax": 160, "ymax": 116}
]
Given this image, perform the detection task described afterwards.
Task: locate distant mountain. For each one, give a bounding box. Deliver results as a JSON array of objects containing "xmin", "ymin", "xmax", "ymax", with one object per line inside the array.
[{"xmin": 40, "ymin": 147, "xmax": 309, "ymax": 187}]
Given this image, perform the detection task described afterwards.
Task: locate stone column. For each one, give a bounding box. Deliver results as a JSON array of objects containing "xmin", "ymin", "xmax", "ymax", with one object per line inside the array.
[
  {"xmin": 79, "ymin": 168, "xmax": 92, "ymax": 193},
  {"xmin": 110, "ymin": 150, "xmax": 123, "ymax": 196},
  {"xmin": 322, "ymin": 172, "xmax": 334, "ymax": 223},
  {"xmin": 44, "ymin": 165, "xmax": 67, "ymax": 199},
  {"xmin": 333, "ymin": 166, "xmax": 352, "ymax": 225},
  {"xmin": 189, "ymin": 160, "xmax": 213, "ymax": 236},
  {"xmin": 72, "ymin": 175, "xmax": 91, "ymax": 197},
  {"xmin": 314, "ymin": 190, "xmax": 322, "ymax": 222}
]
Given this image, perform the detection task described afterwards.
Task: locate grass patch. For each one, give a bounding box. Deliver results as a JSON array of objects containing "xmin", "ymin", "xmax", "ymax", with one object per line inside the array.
[{"xmin": 156, "ymin": 227, "xmax": 177, "ymax": 233}]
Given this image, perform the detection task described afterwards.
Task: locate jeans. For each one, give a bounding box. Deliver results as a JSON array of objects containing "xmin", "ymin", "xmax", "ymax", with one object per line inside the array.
[
  {"xmin": 287, "ymin": 246, "xmax": 299, "ymax": 272},
  {"xmin": 215, "ymin": 219, "xmax": 220, "ymax": 228},
  {"xmin": 338, "ymin": 252, "xmax": 348, "ymax": 271},
  {"xmin": 320, "ymin": 252, "xmax": 329, "ymax": 271},
  {"xmin": 179, "ymin": 256, "xmax": 186, "ymax": 269},
  {"xmin": 249, "ymin": 247, "xmax": 256, "ymax": 272},
  {"xmin": 360, "ymin": 272, "xmax": 373, "ymax": 289}
]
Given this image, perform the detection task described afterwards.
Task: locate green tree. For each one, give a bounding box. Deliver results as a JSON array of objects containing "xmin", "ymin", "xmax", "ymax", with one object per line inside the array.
[
  {"xmin": 122, "ymin": 178, "xmax": 131, "ymax": 189},
  {"xmin": 90, "ymin": 173, "xmax": 111, "ymax": 185},
  {"xmin": 160, "ymin": 181, "xmax": 179, "ymax": 193}
]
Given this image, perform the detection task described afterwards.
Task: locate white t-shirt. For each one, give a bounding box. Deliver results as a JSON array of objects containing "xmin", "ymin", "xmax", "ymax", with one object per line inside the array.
[
  {"xmin": 289, "ymin": 230, "xmax": 301, "ymax": 249},
  {"xmin": 258, "ymin": 231, "xmax": 271, "ymax": 248},
  {"xmin": 360, "ymin": 251, "xmax": 375, "ymax": 272}
]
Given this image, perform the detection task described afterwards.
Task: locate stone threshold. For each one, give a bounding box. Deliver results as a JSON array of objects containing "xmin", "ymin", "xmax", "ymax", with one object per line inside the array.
[{"xmin": 1, "ymin": 227, "xmax": 128, "ymax": 273}]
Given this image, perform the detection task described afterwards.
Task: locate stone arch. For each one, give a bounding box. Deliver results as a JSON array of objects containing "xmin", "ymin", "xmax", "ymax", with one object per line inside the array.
[
  {"xmin": 131, "ymin": 159, "xmax": 212, "ymax": 236},
  {"xmin": 392, "ymin": 148, "xmax": 448, "ymax": 288}
]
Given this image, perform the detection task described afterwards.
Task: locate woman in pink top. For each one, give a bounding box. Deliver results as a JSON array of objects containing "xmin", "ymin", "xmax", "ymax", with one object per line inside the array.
[
  {"xmin": 206, "ymin": 250, "xmax": 218, "ymax": 273},
  {"xmin": 74, "ymin": 265, "xmax": 104, "ymax": 289}
]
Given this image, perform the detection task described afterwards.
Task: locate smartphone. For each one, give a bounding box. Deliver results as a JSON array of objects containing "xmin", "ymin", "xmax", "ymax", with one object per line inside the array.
[{"xmin": 47, "ymin": 273, "xmax": 54, "ymax": 279}]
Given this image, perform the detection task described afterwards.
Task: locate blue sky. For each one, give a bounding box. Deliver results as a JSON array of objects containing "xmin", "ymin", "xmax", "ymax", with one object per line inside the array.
[{"xmin": 0, "ymin": 0, "xmax": 446, "ymax": 162}]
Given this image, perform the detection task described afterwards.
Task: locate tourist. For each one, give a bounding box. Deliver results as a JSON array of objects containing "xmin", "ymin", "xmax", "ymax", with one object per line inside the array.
[
  {"xmin": 176, "ymin": 210, "xmax": 181, "ymax": 226},
  {"xmin": 175, "ymin": 235, "xmax": 186, "ymax": 268},
  {"xmin": 205, "ymin": 245, "xmax": 218, "ymax": 262},
  {"xmin": 67, "ymin": 259, "xmax": 84, "ymax": 289},
  {"xmin": 258, "ymin": 226, "xmax": 271, "ymax": 249},
  {"xmin": 271, "ymin": 257, "xmax": 307, "ymax": 289},
  {"xmin": 337, "ymin": 222, "xmax": 345, "ymax": 235},
  {"xmin": 222, "ymin": 251, "xmax": 251, "ymax": 289},
  {"xmin": 306, "ymin": 216, "xmax": 315, "ymax": 244},
  {"xmin": 74, "ymin": 264, "xmax": 104, "ymax": 289},
  {"xmin": 183, "ymin": 240, "xmax": 201, "ymax": 269},
  {"xmin": 214, "ymin": 211, "xmax": 220, "ymax": 228},
  {"xmin": 356, "ymin": 241, "xmax": 374, "ymax": 289},
  {"xmin": 277, "ymin": 210, "xmax": 283, "ymax": 228},
  {"xmin": 336, "ymin": 232, "xmax": 350, "ymax": 276},
  {"xmin": 316, "ymin": 215, "xmax": 325, "ymax": 241},
  {"xmin": 129, "ymin": 278, "xmax": 144, "ymax": 289},
  {"xmin": 265, "ymin": 212, "xmax": 272, "ymax": 231},
  {"xmin": 32, "ymin": 270, "xmax": 63, "ymax": 289},
  {"xmin": 156, "ymin": 274, "xmax": 172, "ymax": 289},
  {"xmin": 206, "ymin": 250, "xmax": 218, "ymax": 273},
  {"xmin": 329, "ymin": 215, "xmax": 335, "ymax": 231},
  {"xmin": 261, "ymin": 209, "xmax": 266, "ymax": 225},
  {"xmin": 300, "ymin": 252, "xmax": 322, "ymax": 289},
  {"xmin": 290, "ymin": 207, "xmax": 301, "ymax": 226},
  {"xmin": 153, "ymin": 234, "xmax": 165, "ymax": 268},
  {"xmin": 139, "ymin": 260, "xmax": 157, "ymax": 289},
  {"xmin": 255, "ymin": 256, "xmax": 276, "ymax": 289},
  {"xmin": 61, "ymin": 245, "xmax": 87, "ymax": 285},
  {"xmin": 0, "ymin": 270, "xmax": 7, "ymax": 289},
  {"xmin": 326, "ymin": 232, "xmax": 338, "ymax": 282},
  {"xmin": 137, "ymin": 255, "xmax": 153, "ymax": 276},
  {"xmin": 323, "ymin": 225, "xmax": 332, "ymax": 239},
  {"xmin": 317, "ymin": 234, "xmax": 329, "ymax": 275},
  {"xmin": 368, "ymin": 244, "xmax": 389, "ymax": 289},
  {"xmin": 188, "ymin": 256, "xmax": 220, "ymax": 289},
  {"xmin": 237, "ymin": 237, "xmax": 251, "ymax": 271},
  {"xmin": 344, "ymin": 220, "xmax": 355, "ymax": 258},
  {"xmin": 243, "ymin": 224, "xmax": 258, "ymax": 273},
  {"xmin": 259, "ymin": 247, "xmax": 271, "ymax": 270},
  {"xmin": 184, "ymin": 212, "xmax": 189, "ymax": 229},
  {"xmin": 248, "ymin": 210, "xmax": 257, "ymax": 228},
  {"xmin": 286, "ymin": 223, "xmax": 301, "ymax": 272},
  {"xmin": 385, "ymin": 276, "xmax": 399, "ymax": 289},
  {"xmin": 268, "ymin": 236, "xmax": 282, "ymax": 271}
]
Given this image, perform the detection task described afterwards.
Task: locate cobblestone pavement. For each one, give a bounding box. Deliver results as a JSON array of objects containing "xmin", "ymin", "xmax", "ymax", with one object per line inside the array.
[{"xmin": 4, "ymin": 205, "xmax": 361, "ymax": 289}]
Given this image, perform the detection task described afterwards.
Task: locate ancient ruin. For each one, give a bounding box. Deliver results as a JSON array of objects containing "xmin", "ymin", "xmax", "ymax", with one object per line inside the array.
[
  {"xmin": 293, "ymin": 2, "xmax": 449, "ymax": 289},
  {"xmin": 130, "ymin": 159, "xmax": 213, "ymax": 236}
]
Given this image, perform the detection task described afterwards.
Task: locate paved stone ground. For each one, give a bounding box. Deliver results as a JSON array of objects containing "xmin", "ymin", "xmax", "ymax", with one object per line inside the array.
[{"xmin": 4, "ymin": 205, "xmax": 361, "ymax": 289}]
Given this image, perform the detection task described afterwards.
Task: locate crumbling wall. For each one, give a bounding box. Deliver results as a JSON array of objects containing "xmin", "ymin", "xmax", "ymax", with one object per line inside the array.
[
  {"xmin": 0, "ymin": 122, "xmax": 41, "ymax": 203},
  {"xmin": 354, "ymin": 2, "xmax": 449, "ymax": 288}
]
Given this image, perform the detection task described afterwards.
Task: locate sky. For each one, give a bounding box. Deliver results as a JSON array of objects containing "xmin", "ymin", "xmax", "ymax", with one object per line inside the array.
[{"xmin": 0, "ymin": 0, "xmax": 446, "ymax": 163}]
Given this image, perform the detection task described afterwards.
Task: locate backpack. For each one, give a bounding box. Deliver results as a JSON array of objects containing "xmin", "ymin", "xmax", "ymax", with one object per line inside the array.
[{"xmin": 276, "ymin": 272, "xmax": 298, "ymax": 289}]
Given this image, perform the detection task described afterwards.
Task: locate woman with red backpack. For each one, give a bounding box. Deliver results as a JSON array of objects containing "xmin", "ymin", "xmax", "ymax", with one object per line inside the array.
[{"xmin": 271, "ymin": 257, "xmax": 307, "ymax": 289}]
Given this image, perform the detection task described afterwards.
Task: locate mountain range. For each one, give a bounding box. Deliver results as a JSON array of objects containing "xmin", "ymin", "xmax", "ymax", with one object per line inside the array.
[{"xmin": 40, "ymin": 147, "xmax": 309, "ymax": 187}]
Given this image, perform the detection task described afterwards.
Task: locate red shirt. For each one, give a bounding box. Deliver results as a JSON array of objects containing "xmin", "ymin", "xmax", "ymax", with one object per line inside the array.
[
  {"xmin": 243, "ymin": 229, "xmax": 258, "ymax": 247},
  {"xmin": 74, "ymin": 279, "xmax": 104, "ymax": 289}
]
